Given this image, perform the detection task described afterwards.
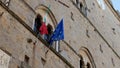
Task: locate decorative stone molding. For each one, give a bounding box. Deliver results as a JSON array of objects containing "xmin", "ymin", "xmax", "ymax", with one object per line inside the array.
[{"xmin": 79, "ymin": 47, "xmax": 96, "ymax": 68}]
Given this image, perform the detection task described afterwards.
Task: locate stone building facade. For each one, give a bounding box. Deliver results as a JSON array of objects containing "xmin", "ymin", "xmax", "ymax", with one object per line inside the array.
[{"xmin": 0, "ymin": 0, "xmax": 120, "ymax": 68}]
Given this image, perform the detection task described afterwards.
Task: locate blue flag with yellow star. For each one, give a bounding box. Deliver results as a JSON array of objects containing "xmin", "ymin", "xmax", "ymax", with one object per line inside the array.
[{"xmin": 49, "ymin": 19, "xmax": 64, "ymax": 45}]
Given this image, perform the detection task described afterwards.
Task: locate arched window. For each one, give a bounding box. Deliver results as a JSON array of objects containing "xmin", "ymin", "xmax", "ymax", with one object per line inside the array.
[
  {"xmin": 34, "ymin": 5, "xmax": 55, "ymax": 38},
  {"xmin": 34, "ymin": 5, "xmax": 60, "ymax": 52},
  {"xmin": 79, "ymin": 47, "xmax": 96, "ymax": 68}
]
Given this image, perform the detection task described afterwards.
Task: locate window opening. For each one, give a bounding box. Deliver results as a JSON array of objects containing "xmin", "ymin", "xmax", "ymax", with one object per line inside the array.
[
  {"xmin": 33, "ymin": 14, "xmax": 48, "ymax": 41},
  {"xmin": 33, "ymin": 14, "xmax": 43, "ymax": 35},
  {"xmin": 80, "ymin": 56, "xmax": 85, "ymax": 68},
  {"xmin": 80, "ymin": 2, "xmax": 83, "ymax": 9}
]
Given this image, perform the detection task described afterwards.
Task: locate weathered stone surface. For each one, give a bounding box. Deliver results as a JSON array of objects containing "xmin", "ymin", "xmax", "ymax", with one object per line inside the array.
[
  {"xmin": 0, "ymin": 5, "xmax": 70, "ymax": 68},
  {"xmin": 0, "ymin": 0, "xmax": 120, "ymax": 68}
]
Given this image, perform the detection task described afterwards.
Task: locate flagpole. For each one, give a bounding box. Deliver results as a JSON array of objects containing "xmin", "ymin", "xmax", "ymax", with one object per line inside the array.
[
  {"xmin": 43, "ymin": 5, "xmax": 51, "ymax": 25},
  {"xmin": 56, "ymin": 41, "xmax": 59, "ymax": 52}
]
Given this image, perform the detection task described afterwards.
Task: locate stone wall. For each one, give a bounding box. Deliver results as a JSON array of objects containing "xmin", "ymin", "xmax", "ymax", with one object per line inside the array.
[
  {"xmin": 0, "ymin": 0, "xmax": 120, "ymax": 68},
  {"xmin": 0, "ymin": 5, "xmax": 70, "ymax": 68}
]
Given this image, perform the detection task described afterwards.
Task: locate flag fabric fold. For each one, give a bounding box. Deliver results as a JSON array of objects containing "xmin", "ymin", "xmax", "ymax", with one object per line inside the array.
[
  {"xmin": 39, "ymin": 22, "xmax": 48, "ymax": 35},
  {"xmin": 49, "ymin": 19, "xmax": 64, "ymax": 45}
]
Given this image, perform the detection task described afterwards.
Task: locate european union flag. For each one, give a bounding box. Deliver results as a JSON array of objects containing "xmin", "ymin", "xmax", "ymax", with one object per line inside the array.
[{"xmin": 49, "ymin": 19, "xmax": 64, "ymax": 45}]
